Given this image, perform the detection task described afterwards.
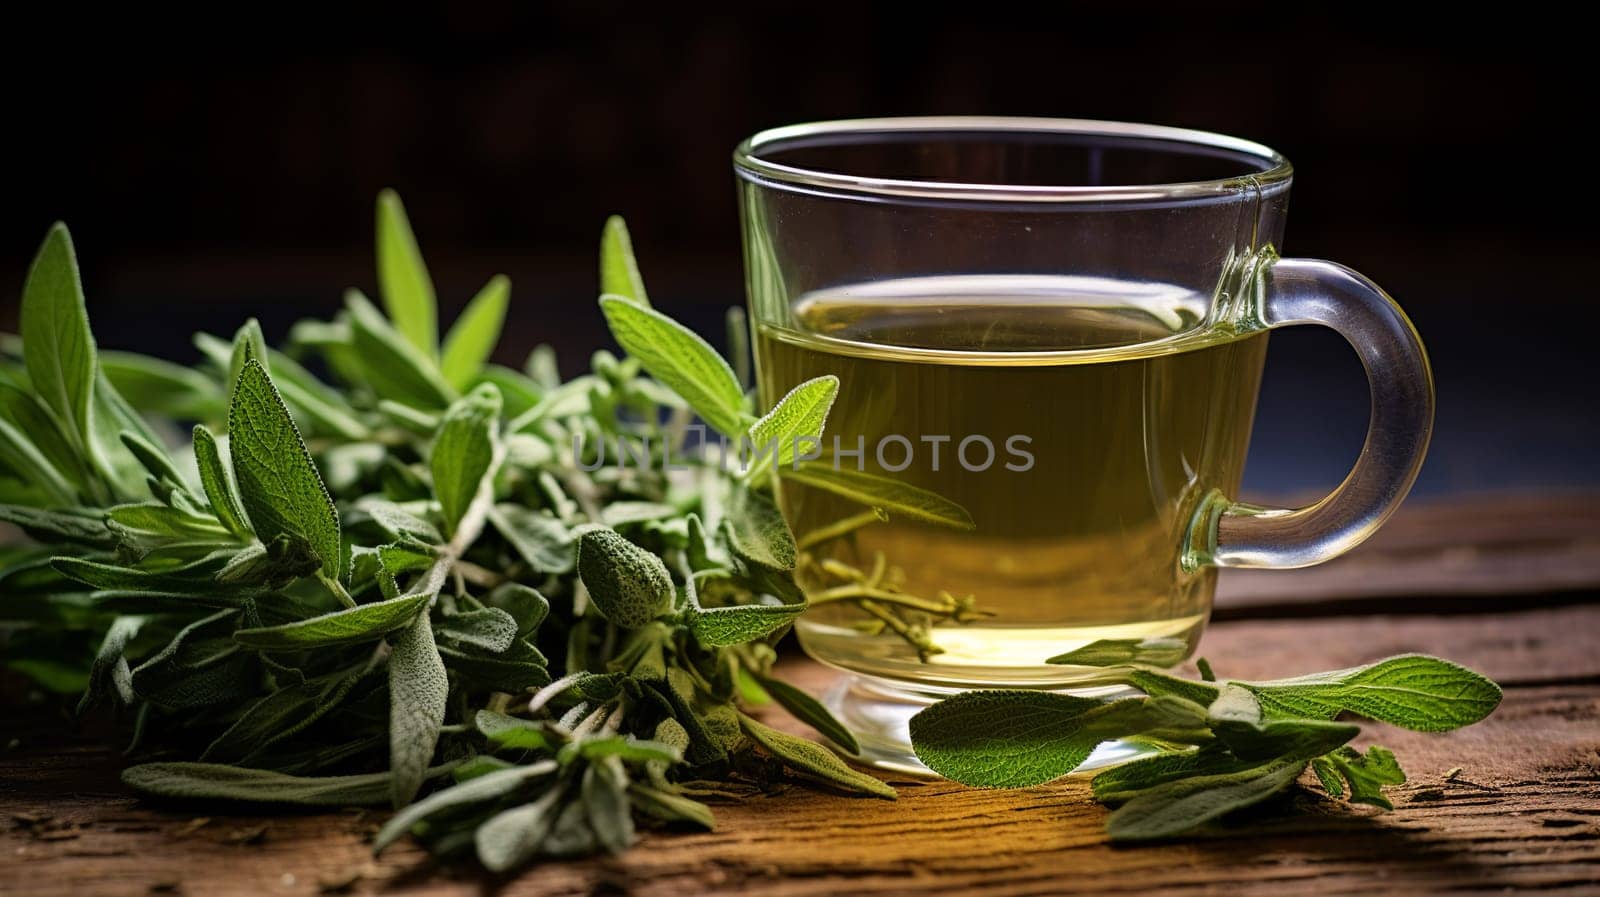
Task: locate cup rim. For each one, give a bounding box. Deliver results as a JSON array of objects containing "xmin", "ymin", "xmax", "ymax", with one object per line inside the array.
[{"xmin": 733, "ymin": 116, "xmax": 1293, "ymax": 203}]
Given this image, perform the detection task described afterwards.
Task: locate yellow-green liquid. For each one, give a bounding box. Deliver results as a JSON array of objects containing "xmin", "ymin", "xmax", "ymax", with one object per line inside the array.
[{"xmin": 755, "ymin": 276, "xmax": 1268, "ymax": 688}]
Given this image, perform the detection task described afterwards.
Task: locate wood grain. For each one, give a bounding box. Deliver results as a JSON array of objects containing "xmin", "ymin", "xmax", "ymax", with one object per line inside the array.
[
  {"xmin": 1216, "ymin": 493, "xmax": 1600, "ymax": 615},
  {"xmin": 4, "ymin": 605, "xmax": 1597, "ymax": 897}
]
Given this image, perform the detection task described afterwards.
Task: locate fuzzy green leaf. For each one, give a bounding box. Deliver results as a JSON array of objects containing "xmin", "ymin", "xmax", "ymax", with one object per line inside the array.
[
  {"xmin": 21, "ymin": 223, "xmax": 96, "ymax": 459},
  {"xmin": 431, "ymin": 384, "xmax": 501, "ymax": 536},
  {"xmin": 123, "ymin": 762, "xmax": 451, "ymax": 807},
  {"xmin": 435, "ymin": 607, "xmax": 518, "ymax": 653},
  {"xmin": 1105, "ymin": 756, "xmax": 1307, "ymax": 841},
  {"xmin": 475, "ymin": 790, "xmax": 563, "ymax": 871},
  {"xmin": 228, "ymin": 360, "xmax": 341, "ymax": 578},
  {"xmin": 910, "ymin": 691, "xmax": 1114, "ymax": 788},
  {"xmin": 1240, "ymin": 655, "xmax": 1503, "ymax": 732},
  {"xmin": 389, "ymin": 611, "xmax": 448, "ymax": 807},
  {"xmin": 738, "ymin": 714, "xmax": 895, "ymax": 799},
  {"xmin": 686, "ymin": 598, "xmax": 804, "ymax": 648},
  {"xmin": 489, "ymin": 505, "xmax": 573, "ymax": 574},
  {"xmin": 192, "ymin": 425, "xmax": 252, "ymax": 540},
  {"xmin": 600, "ymin": 216, "xmax": 650, "ymax": 307},
  {"xmin": 781, "ymin": 462, "xmax": 976, "ymax": 530},
  {"xmin": 376, "ymin": 189, "xmax": 438, "ymax": 356},
  {"xmin": 232, "ymin": 592, "xmax": 429, "ymax": 651},
  {"xmin": 745, "ymin": 375, "xmax": 837, "ymax": 478},
  {"xmin": 344, "ymin": 289, "xmax": 456, "ymax": 409},
  {"xmin": 576, "ymin": 528, "xmax": 673, "ymax": 628},
  {"xmin": 598, "ymin": 296, "xmax": 745, "ymax": 436},
  {"xmin": 373, "ymin": 762, "xmax": 556, "ymax": 852},
  {"xmin": 724, "ymin": 486, "xmax": 796, "ymax": 571},
  {"xmin": 441, "ymin": 275, "xmax": 511, "ymax": 391},
  {"xmin": 752, "ymin": 673, "xmax": 859, "ymax": 754}
]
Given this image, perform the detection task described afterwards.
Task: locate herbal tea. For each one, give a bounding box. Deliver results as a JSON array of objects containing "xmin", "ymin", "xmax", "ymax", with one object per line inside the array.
[{"xmin": 756, "ymin": 275, "xmax": 1269, "ymax": 688}]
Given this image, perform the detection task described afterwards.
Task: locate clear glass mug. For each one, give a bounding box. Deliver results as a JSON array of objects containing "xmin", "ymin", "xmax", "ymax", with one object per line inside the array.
[{"xmin": 733, "ymin": 118, "xmax": 1433, "ymax": 772}]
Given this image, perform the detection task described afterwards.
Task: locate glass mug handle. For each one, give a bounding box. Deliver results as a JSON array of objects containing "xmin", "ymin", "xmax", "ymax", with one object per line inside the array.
[{"xmin": 1193, "ymin": 257, "xmax": 1435, "ymax": 569}]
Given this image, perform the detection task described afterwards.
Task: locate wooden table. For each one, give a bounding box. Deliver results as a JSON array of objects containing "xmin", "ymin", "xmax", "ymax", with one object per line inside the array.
[{"xmin": 4, "ymin": 493, "xmax": 1598, "ymax": 896}]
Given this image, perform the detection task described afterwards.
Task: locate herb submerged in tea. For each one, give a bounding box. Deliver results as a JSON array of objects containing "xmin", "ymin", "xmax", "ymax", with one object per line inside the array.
[
  {"xmin": 0, "ymin": 197, "xmax": 913, "ymax": 872},
  {"xmin": 909, "ymin": 649, "xmax": 1502, "ymax": 839}
]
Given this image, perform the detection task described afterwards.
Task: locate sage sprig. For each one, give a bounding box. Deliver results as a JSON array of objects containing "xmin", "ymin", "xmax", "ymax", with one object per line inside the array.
[
  {"xmin": 909, "ymin": 648, "xmax": 1502, "ymax": 840},
  {"xmin": 0, "ymin": 193, "xmax": 917, "ymax": 872}
]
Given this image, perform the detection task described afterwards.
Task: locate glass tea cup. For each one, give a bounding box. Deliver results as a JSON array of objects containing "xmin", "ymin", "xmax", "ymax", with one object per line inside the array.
[{"xmin": 733, "ymin": 117, "xmax": 1432, "ymax": 772}]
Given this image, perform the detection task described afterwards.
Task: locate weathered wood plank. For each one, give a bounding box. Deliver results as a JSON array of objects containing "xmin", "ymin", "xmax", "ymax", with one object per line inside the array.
[
  {"xmin": 1217, "ymin": 493, "xmax": 1600, "ymax": 614},
  {"xmin": 3, "ymin": 607, "xmax": 1596, "ymax": 897}
]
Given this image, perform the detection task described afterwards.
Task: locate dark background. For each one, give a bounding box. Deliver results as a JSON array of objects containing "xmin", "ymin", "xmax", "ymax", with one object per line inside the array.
[{"xmin": 2, "ymin": 11, "xmax": 1593, "ymax": 499}]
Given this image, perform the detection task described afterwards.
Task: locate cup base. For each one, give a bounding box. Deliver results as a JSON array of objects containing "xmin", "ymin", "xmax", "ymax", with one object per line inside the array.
[{"xmin": 821, "ymin": 672, "xmax": 1156, "ymax": 777}]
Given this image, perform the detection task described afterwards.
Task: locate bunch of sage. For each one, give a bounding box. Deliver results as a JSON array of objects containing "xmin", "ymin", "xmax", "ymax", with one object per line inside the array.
[
  {"xmin": 0, "ymin": 193, "xmax": 910, "ymax": 871},
  {"xmin": 909, "ymin": 646, "xmax": 1502, "ymax": 839}
]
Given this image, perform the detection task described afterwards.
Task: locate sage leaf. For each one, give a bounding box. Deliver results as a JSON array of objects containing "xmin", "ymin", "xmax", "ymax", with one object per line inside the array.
[
  {"xmin": 1311, "ymin": 756, "xmax": 1345, "ymax": 799},
  {"xmin": 437, "ymin": 639, "xmax": 551, "ymax": 691},
  {"xmin": 489, "ymin": 504, "xmax": 573, "ymax": 574},
  {"xmin": 232, "ymin": 592, "xmax": 430, "ymax": 651},
  {"xmin": 1119, "ymin": 667, "xmax": 1224, "ymax": 707},
  {"xmin": 122, "ymin": 762, "xmax": 452, "ymax": 807},
  {"xmin": 567, "ymin": 736, "xmax": 681, "ymax": 765},
  {"xmin": 781, "ymin": 462, "xmax": 976, "ymax": 530},
  {"xmin": 441, "ymin": 275, "xmax": 510, "ymax": 391},
  {"xmin": 228, "ymin": 360, "xmax": 342, "ymax": 578},
  {"xmin": 752, "ymin": 672, "xmax": 858, "ymax": 754},
  {"xmin": 101, "ymin": 350, "xmax": 225, "ymax": 422},
  {"xmin": 192, "ymin": 426, "xmax": 253, "ymax": 540},
  {"xmin": 431, "ymin": 384, "xmax": 502, "ymax": 536},
  {"xmin": 745, "ymin": 375, "xmax": 837, "ymax": 478},
  {"xmin": 724, "ymin": 486, "xmax": 796, "ymax": 571},
  {"xmin": 582, "ymin": 761, "xmax": 635, "ymax": 854},
  {"xmin": 486, "ymin": 582, "xmax": 550, "ymax": 639},
  {"xmin": 227, "ymin": 318, "xmax": 270, "ymax": 396},
  {"xmin": 1048, "ymin": 637, "xmax": 1191, "ymax": 668},
  {"xmin": 130, "ymin": 618, "xmax": 253, "ymax": 711},
  {"xmin": 389, "ymin": 611, "xmax": 448, "ymax": 807},
  {"xmin": 0, "ymin": 404, "xmax": 78, "ymax": 506},
  {"xmin": 686, "ymin": 589, "xmax": 804, "ymax": 648},
  {"xmin": 436, "ymin": 607, "xmax": 519, "ymax": 653},
  {"xmin": 576, "ymin": 528, "xmax": 672, "ymax": 628},
  {"xmin": 629, "ymin": 782, "xmax": 715, "ymax": 830},
  {"xmin": 221, "ymin": 535, "xmax": 329, "ymax": 588},
  {"xmin": 78, "ymin": 615, "xmax": 146, "ymax": 713},
  {"xmin": 475, "ymin": 709, "xmax": 552, "ymax": 751},
  {"xmin": 453, "ymin": 755, "xmax": 516, "ymax": 781},
  {"xmin": 266, "ymin": 349, "xmax": 370, "ymax": 441},
  {"xmin": 598, "ymin": 296, "xmax": 746, "ymax": 436},
  {"xmin": 1091, "ymin": 745, "xmax": 1256, "ymax": 804},
  {"xmin": 599, "ymin": 501, "xmax": 678, "ymax": 528},
  {"xmin": 475, "ymin": 789, "xmax": 562, "ymax": 872},
  {"xmin": 1210, "ymin": 717, "xmax": 1359, "ymax": 764},
  {"xmin": 356, "ymin": 498, "xmax": 443, "ymax": 544},
  {"xmin": 738, "ymin": 714, "xmax": 895, "ymax": 799},
  {"xmin": 106, "ymin": 502, "xmax": 229, "ymax": 541},
  {"xmin": 202, "ymin": 666, "xmax": 366, "ymax": 762},
  {"xmin": 373, "ymin": 761, "xmax": 557, "ymax": 852},
  {"xmin": 119, "ymin": 431, "xmax": 192, "ymax": 494},
  {"xmin": 0, "ymin": 505, "xmax": 112, "ymax": 546},
  {"xmin": 344, "ymin": 289, "xmax": 456, "ymax": 409},
  {"xmin": 376, "ymin": 189, "xmax": 438, "ymax": 356},
  {"xmin": 1319, "ymin": 745, "xmax": 1406, "ymax": 809},
  {"xmin": 1105, "ymin": 756, "xmax": 1307, "ymax": 841},
  {"xmin": 94, "ymin": 372, "xmax": 163, "ymax": 493},
  {"xmin": 53, "ymin": 554, "xmax": 228, "ymax": 592},
  {"xmin": 542, "ymin": 797, "xmax": 598, "ymax": 857},
  {"xmin": 600, "ymin": 216, "xmax": 650, "ymax": 307},
  {"xmin": 21, "ymin": 223, "xmax": 96, "ymax": 459},
  {"xmin": 910, "ymin": 691, "xmax": 1112, "ymax": 788},
  {"xmin": 1240, "ymin": 654, "xmax": 1502, "ymax": 731}
]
